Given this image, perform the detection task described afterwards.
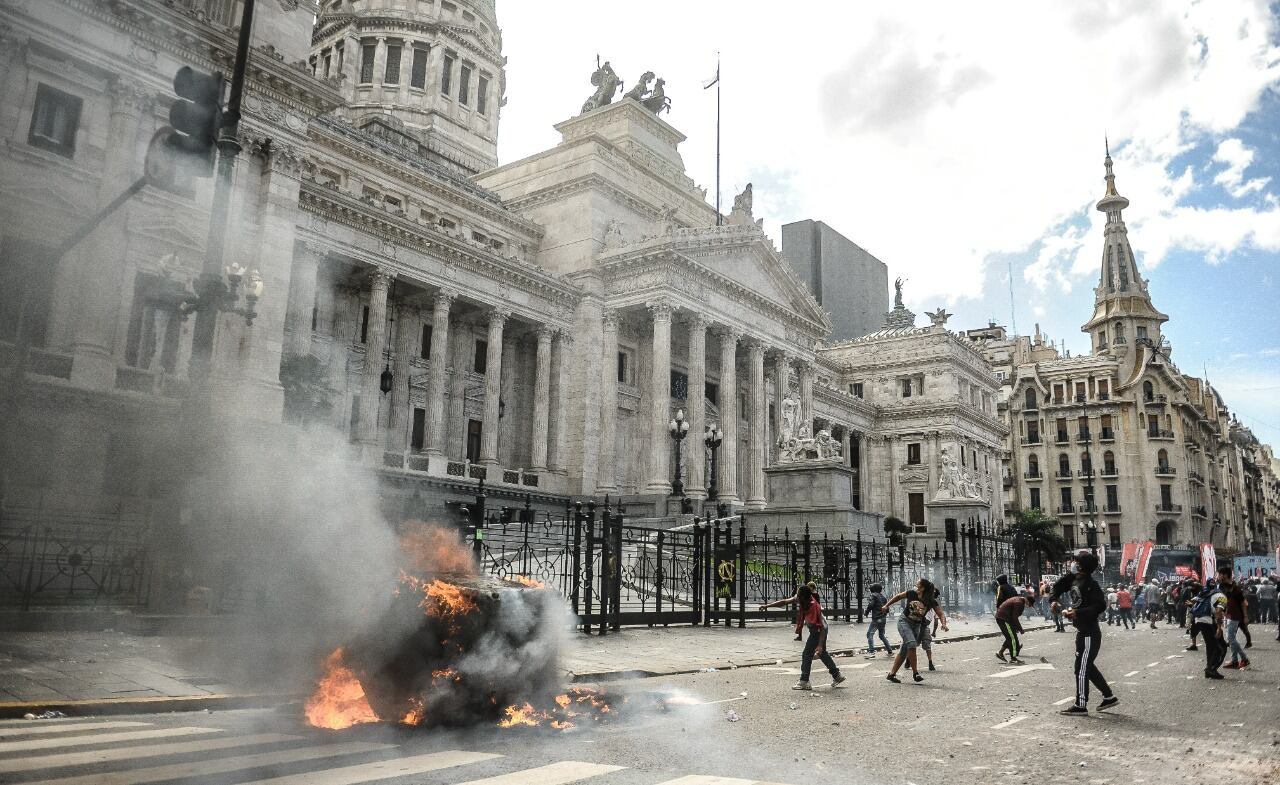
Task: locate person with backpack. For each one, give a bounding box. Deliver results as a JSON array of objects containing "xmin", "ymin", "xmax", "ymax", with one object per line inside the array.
[
  {"xmin": 760, "ymin": 583, "xmax": 846, "ymax": 691},
  {"xmin": 1189, "ymin": 580, "xmax": 1227, "ymax": 679},
  {"xmin": 1050, "ymin": 550, "xmax": 1118, "ymax": 715},
  {"xmin": 1143, "ymin": 579, "xmax": 1163, "ymax": 629},
  {"xmin": 864, "ymin": 583, "xmax": 893, "ymax": 658}
]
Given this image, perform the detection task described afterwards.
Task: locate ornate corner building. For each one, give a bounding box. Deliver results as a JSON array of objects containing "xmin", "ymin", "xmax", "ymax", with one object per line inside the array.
[
  {"xmin": 0, "ymin": 0, "xmax": 1010, "ymax": 540},
  {"xmin": 968, "ymin": 150, "xmax": 1280, "ymax": 558}
]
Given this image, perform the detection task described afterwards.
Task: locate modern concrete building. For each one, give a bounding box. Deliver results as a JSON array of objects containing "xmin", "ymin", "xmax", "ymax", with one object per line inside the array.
[{"xmin": 781, "ymin": 220, "xmax": 888, "ymax": 341}]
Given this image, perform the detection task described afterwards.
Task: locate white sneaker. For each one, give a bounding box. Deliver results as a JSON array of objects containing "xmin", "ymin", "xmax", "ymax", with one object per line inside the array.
[{"xmin": 791, "ymin": 681, "xmax": 812, "ymax": 691}]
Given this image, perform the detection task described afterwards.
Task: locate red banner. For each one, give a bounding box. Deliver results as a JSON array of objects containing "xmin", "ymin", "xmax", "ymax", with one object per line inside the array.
[
  {"xmin": 1134, "ymin": 541, "xmax": 1154, "ymax": 584},
  {"xmin": 1200, "ymin": 543, "xmax": 1217, "ymax": 581},
  {"xmin": 1175, "ymin": 565, "xmax": 1198, "ymax": 579},
  {"xmin": 1119, "ymin": 543, "xmax": 1138, "ymax": 577}
]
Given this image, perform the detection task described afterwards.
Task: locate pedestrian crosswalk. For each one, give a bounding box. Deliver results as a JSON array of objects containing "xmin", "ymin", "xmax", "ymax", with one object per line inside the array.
[{"xmin": 0, "ymin": 720, "xmax": 795, "ymax": 785}]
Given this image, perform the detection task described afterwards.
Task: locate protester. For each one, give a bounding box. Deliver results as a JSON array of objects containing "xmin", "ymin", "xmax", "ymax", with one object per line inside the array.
[
  {"xmin": 1189, "ymin": 580, "xmax": 1226, "ymax": 679},
  {"xmin": 994, "ymin": 574, "xmax": 1016, "ymax": 608},
  {"xmin": 1051, "ymin": 550, "xmax": 1118, "ymax": 715},
  {"xmin": 1143, "ymin": 579, "xmax": 1163, "ymax": 629},
  {"xmin": 1183, "ymin": 577, "xmax": 1204, "ymax": 650},
  {"xmin": 1219, "ymin": 575, "xmax": 1251, "ymax": 670},
  {"xmin": 996, "ymin": 595, "xmax": 1032, "ymax": 664},
  {"xmin": 1116, "ymin": 585, "xmax": 1135, "ymax": 630},
  {"xmin": 1106, "ymin": 585, "xmax": 1119, "ymax": 626},
  {"xmin": 760, "ymin": 584, "xmax": 845, "ymax": 690},
  {"xmin": 864, "ymin": 583, "xmax": 893, "ymax": 658},
  {"xmin": 883, "ymin": 578, "xmax": 948, "ymax": 684},
  {"xmin": 1258, "ymin": 576, "xmax": 1277, "ymax": 625}
]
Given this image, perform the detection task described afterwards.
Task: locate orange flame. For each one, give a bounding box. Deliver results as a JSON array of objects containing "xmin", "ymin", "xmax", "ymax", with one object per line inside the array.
[
  {"xmin": 400, "ymin": 698, "xmax": 426, "ymax": 727},
  {"xmin": 398, "ymin": 522, "xmax": 477, "ymax": 576},
  {"xmin": 497, "ymin": 702, "xmax": 542, "ymax": 728},
  {"xmin": 304, "ymin": 649, "xmax": 379, "ymax": 730},
  {"xmin": 511, "ymin": 575, "xmax": 545, "ymax": 589}
]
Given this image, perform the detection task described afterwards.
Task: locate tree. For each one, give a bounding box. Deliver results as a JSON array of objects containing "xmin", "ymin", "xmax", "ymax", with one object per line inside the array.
[
  {"xmin": 1008, "ymin": 508, "xmax": 1069, "ymax": 580},
  {"xmin": 884, "ymin": 516, "xmax": 910, "ymax": 546}
]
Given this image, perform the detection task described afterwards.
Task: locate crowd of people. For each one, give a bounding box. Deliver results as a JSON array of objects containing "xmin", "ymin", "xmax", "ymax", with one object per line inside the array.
[{"xmin": 761, "ymin": 554, "xmax": 1279, "ymax": 713}]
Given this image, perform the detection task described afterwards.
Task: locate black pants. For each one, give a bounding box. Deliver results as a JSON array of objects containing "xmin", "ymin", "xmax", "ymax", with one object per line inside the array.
[
  {"xmin": 1118, "ymin": 609, "xmax": 1134, "ymax": 629},
  {"xmin": 1193, "ymin": 622, "xmax": 1224, "ymax": 673},
  {"xmin": 1072, "ymin": 629, "xmax": 1111, "ymax": 709},
  {"xmin": 998, "ymin": 620, "xmax": 1021, "ymax": 659},
  {"xmin": 800, "ymin": 624, "xmax": 840, "ymax": 682}
]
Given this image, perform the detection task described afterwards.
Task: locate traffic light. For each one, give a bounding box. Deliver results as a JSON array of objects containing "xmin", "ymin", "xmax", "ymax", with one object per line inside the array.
[{"xmin": 168, "ymin": 66, "xmax": 223, "ymax": 174}]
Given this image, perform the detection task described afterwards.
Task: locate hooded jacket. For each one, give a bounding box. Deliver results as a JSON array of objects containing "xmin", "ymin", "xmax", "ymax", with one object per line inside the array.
[{"xmin": 1050, "ymin": 554, "xmax": 1106, "ymax": 634}]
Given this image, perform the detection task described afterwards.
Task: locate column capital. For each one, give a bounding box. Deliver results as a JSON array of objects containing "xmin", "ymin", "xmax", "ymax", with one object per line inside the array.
[
  {"xmin": 368, "ymin": 267, "xmax": 395, "ymax": 288},
  {"xmin": 687, "ymin": 312, "xmax": 711, "ymax": 330},
  {"xmin": 556, "ymin": 328, "xmax": 575, "ymax": 347},
  {"xmin": 433, "ymin": 288, "xmax": 458, "ymax": 309},
  {"xmin": 106, "ymin": 77, "xmax": 148, "ymax": 116},
  {"xmin": 602, "ymin": 308, "xmax": 620, "ymax": 329},
  {"xmin": 487, "ymin": 306, "xmax": 511, "ymax": 326},
  {"xmin": 647, "ymin": 300, "xmax": 674, "ymax": 323},
  {"xmin": 716, "ymin": 326, "xmax": 743, "ymax": 345},
  {"xmin": 299, "ymin": 239, "xmax": 330, "ymax": 260},
  {"xmin": 536, "ymin": 324, "xmax": 555, "ymax": 342}
]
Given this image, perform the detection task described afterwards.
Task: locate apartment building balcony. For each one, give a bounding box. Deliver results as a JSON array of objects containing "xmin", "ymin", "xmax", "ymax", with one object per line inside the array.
[
  {"xmin": 1144, "ymin": 394, "xmax": 1168, "ymax": 406},
  {"xmin": 1098, "ymin": 392, "xmax": 1111, "ymax": 401},
  {"xmin": 1099, "ymin": 427, "xmax": 1115, "ymax": 442},
  {"xmin": 1148, "ymin": 429, "xmax": 1176, "ymax": 441},
  {"xmin": 1189, "ymin": 471, "xmax": 1205, "ymax": 485},
  {"xmin": 1077, "ymin": 469, "xmax": 1095, "ymax": 479},
  {"xmin": 1057, "ymin": 505, "xmax": 1078, "ymax": 515},
  {"xmin": 1191, "ymin": 506, "xmax": 1208, "ymax": 519},
  {"xmin": 1020, "ymin": 436, "xmax": 1042, "ymax": 445},
  {"xmin": 1054, "ymin": 432, "xmax": 1071, "ymax": 445},
  {"xmin": 1078, "ymin": 503, "xmax": 1099, "ymax": 514},
  {"xmin": 1055, "ymin": 470, "xmax": 1074, "ymax": 480},
  {"xmin": 1155, "ymin": 503, "xmax": 1183, "ymax": 514},
  {"xmin": 1099, "ymin": 467, "xmax": 1119, "ymax": 478},
  {"xmin": 1024, "ymin": 470, "xmax": 1043, "ymax": 481},
  {"xmin": 1076, "ymin": 429, "xmax": 1092, "ymax": 443},
  {"xmin": 1155, "ymin": 465, "xmax": 1176, "ymax": 477},
  {"xmin": 1102, "ymin": 504, "xmax": 1122, "ymax": 515}
]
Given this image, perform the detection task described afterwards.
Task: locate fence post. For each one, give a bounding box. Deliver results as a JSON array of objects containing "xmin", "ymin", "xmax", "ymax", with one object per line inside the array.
[
  {"xmin": 898, "ymin": 543, "xmax": 906, "ymax": 588},
  {"xmin": 597, "ymin": 501, "xmax": 611, "ymax": 637},
  {"xmin": 737, "ymin": 514, "xmax": 747, "ymax": 629},
  {"xmin": 584, "ymin": 500, "xmax": 595, "ymax": 635},
  {"xmin": 802, "ymin": 523, "xmax": 812, "ymax": 586},
  {"xmin": 841, "ymin": 535, "xmax": 851, "ymax": 622},
  {"xmin": 571, "ymin": 502, "xmax": 582, "ymax": 618},
  {"xmin": 611, "ymin": 510, "xmax": 622, "ymax": 632},
  {"xmin": 855, "ymin": 531, "xmax": 865, "ymax": 623},
  {"xmin": 704, "ymin": 520, "xmax": 713, "ymax": 628},
  {"xmin": 692, "ymin": 518, "xmax": 702, "ymax": 626},
  {"xmin": 655, "ymin": 529, "xmax": 665, "ymax": 623}
]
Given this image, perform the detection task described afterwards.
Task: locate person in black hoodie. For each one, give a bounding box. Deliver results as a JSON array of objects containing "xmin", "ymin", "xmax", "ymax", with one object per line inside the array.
[{"xmin": 1050, "ymin": 549, "xmax": 1118, "ymax": 715}]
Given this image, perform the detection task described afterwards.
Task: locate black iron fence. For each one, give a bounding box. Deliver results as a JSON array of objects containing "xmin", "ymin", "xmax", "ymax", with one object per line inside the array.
[
  {"xmin": 463, "ymin": 491, "xmax": 1024, "ymax": 634},
  {"xmin": 0, "ymin": 504, "xmax": 153, "ymax": 610}
]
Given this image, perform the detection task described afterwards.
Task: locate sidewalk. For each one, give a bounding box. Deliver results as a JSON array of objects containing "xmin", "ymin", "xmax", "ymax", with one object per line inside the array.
[{"xmin": 0, "ymin": 616, "xmax": 1049, "ymax": 716}]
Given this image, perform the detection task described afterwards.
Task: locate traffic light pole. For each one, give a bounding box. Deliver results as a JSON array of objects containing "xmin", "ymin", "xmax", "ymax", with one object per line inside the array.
[{"xmin": 188, "ymin": 0, "xmax": 255, "ymax": 392}]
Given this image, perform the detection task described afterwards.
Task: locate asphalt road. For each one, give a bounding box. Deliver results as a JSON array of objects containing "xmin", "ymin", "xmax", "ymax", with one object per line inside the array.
[{"xmin": 0, "ymin": 622, "xmax": 1276, "ymax": 785}]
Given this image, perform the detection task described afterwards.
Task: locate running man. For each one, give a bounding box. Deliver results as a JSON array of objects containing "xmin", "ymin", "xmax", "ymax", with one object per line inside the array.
[
  {"xmin": 1050, "ymin": 550, "xmax": 1118, "ymax": 716},
  {"xmin": 996, "ymin": 594, "xmax": 1032, "ymax": 664}
]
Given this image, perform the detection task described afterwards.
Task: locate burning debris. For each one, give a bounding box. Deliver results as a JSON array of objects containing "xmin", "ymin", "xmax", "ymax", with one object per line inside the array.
[{"xmin": 304, "ymin": 522, "xmax": 582, "ymax": 730}]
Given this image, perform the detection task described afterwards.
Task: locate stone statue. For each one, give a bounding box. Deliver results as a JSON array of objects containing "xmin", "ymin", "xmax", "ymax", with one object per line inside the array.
[
  {"xmin": 813, "ymin": 429, "xmax": 841, "ymax": 460},
  {"xmin": 602, "ymin": 218, "xmax": 625, "ymax": 251},
  {"xmin": 623, "ymin": 71, "xmax": 655, "ymax": 102},
  {"xmin": 780, "ymin": 392, "xmax": 800, "ymax": 443},
  {"xmin": 641, "ymin": 78, "xmax": 670, "ymax": 115},
  {"xmin": 894, "ymin": 277, "xmax": 905, "ymax": 308},
  {"xmin": 726, "ymin": 183, "xmax": 754, "ymax": 226},
  {"xmin": 581, "ymin": 59, "xmax": 622, "ymax": 115},
  {"xmin": 925, "ymin": 307, "xmax": 952, "ymax": 328},
  {"xmin": 656, "ymin": 204, "xmax": 678, "ymax": 235},
  {"xmin": 776, "ymin": 393, "xmax": 842, "ymax": 463},
  {"xmin": 936, "ymin": 446, "xmax": 982, "ymax": 501}
]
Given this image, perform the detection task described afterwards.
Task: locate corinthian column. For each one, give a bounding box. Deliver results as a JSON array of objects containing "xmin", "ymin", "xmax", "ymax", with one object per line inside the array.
[
  {"xmin": 479, "ymin": 308, "xmax": 508, "ymax": 467},
  {"xmin": 387, "ymin": 303, "xmax": 417, "ymax": 450},
  {"xmin": 597, "ymin": 310, "xmax": 620, "ymax": 493},
  {"xmin": 284, "ymin": 242, "xmax": 324, "ymax": 359},
  {"xmin": 717, "ymin": 328, "xmax": 741, "ymax": 506},
  {"xmin": 686, "ymin": 314, "xmax": 708, "ymax": 498},
  {"xmin": 424, "ymin": 289, "xmax": 455, "ymax": 457},
  {"xmin": 799, "ymin": 360, "xmax": 815, "ymax": 435},
  {"xmin": 645, "ymin": 301, "xmax": 674, "ymax": 494},
  {"xmin": 746, "ymin": 340, "xmax": 767, "ymax": 509},
  {"xmin": 357, "ymin": 268, "xmax": 394, "ymax": 446},
  {"xmin": 530, "ymin": 326, "xmax": 553, "ymax": 472},
  {"xmin": 549, "ymin": 330, "xmax": 570, "ymax": 472}
]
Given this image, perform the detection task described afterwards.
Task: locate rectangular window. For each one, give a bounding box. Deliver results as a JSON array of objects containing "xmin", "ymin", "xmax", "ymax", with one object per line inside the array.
[
  {"xmin": 420, "ymin": 324, "xmax": 433, "ymax": 359},
  {"xmin": 477, "ymin": 74, "xmax": 489, "ymax": 114},
  {"xmin": 670, "ymin": 370, "xmax": 688, "ymax": 400},
  {"xmin": 1075, "ymin": 382, "xmax": 1086, "ymax": 400},
  {"xmin": 1160, "ymin": 485, "xmax": 1172, "ymax": 507},
  {"xmin": 1108, "ymin": 523, "xmax": 1121, "ymax": 548},
  {"xmin": 384, "ymin": 43, "xmax": 402, "ymax": 84},
  {"xmin": 123, "ymin": 273, "xmax": 180, "ymax": 372},
  {"xmin": 704, "ymin": 381, "xmax": 719, "ymax": 407},
  {"xmin": 458, "ymin": 63, "xmax": 472, "ymax": 104},
  {"xmin": 901, "ymin": 378, "xmax": 912, "ymax": 398},
  {"xmin": 1063, "ymin": 525, "xmax": 1077, "ymax": 548},
  {"xmin": 1098, "ymin": 380, "xmax": 1109, "ymax": 398},
  {"xmin": 1029, "ymin": 488, "xmax": 1041, "ymax": 510},
  {"xmin": 908, "ymin": 492, "xmax": 926, "ymax": 533},
  {"xmin": 616, "ymin": 351, "xmax": 628, "ymax": 384},
  {"xmin": 474, "ymin": 339, "xmax": 487, "ymax": 374},
  {"xmin": 411, "ymin": 408, "xmax": 426, "ymax": 450},
  {"xmin": 360, "ymin": 43, "xmax": 376, "ymax": 83},
  {"xmin": 359, "ymin": 305, "xmax": 370, "ymax": 343},
  {"xmin": 27, "ymin": 83, "xmax": 82, "ymax": 158},
  {"xmin": 466, "ymin": 419, "xmax": 482, "ymax": 462},
  {"xmin": 1060, "ymin": 487, "xmax": 1073, "ymax": 509},
  {"xmin": 907, "ymin": 443, "xmax": 921, "ymax": 465},
  {"xmin": 1136, "ymin": 326, "xmax": 1148, "ymax": 339},
  {"xmin": 0, "ymin": 238, "xmax": 54, "ymax": 348},
  {"xmin": 410, "ymin": 48, "xmax": 429, "ymax": 88},
  {"xmin": 441, "ymin": 53, "xmax": 455, "ymax": 95},
  {"xmin": 323, "ymin": 53, "xmax": 332, "ymax": 77},
  {"xmin": 1106, "ymin": 485, "xmax": 1118, "ymax": 509},
  {"xmin": 960, "ymin": 446, "xmax": 966, "ymax": 463},
  {"xmin": 851, "ymin": 382, "xmax": 863, "ymax": 399}
]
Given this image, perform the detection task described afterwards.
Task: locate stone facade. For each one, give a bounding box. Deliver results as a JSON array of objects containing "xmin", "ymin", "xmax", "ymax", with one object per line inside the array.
[
  {"xmin": 0, "ymin": 0, "xmax": 1004, "ymax": 535},
  {"xmin": 968, "ymin": 153, "xmax": 1280, "ymax": 555}
]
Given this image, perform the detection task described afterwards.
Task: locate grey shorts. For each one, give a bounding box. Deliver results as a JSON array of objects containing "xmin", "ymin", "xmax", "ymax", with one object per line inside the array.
[{"xmin": 897, "ymin": 617, "xmax": 922, "ymax": 649}]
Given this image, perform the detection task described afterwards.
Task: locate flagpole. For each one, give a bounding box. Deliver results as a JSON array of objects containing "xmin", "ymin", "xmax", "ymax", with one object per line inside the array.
[{"xmin": 715, "ymin": 53, "xmax": 721, "ymax": 226}]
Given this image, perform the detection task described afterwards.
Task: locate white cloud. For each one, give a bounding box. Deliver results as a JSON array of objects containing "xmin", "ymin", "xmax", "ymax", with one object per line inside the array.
[
  {"xmin": 1212, "ymin": 138, "xmax": 1271, "ymax": 197},
  {"xmin": 495, "ymin": 1, "xmax": 1280, "ymax": 307}
]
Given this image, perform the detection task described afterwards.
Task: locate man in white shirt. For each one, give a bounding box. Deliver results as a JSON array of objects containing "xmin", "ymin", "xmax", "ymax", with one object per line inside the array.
[{"xmin": 1189, "ymin": 581, "xmax": 1226, "ymax": 679}]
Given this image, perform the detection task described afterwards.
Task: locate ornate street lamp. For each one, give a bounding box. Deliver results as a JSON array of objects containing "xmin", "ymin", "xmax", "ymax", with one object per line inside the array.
[
  {"xmin": 1079, "ymin": 519, "xmax": 1099, "ymax": 556},
  {"xmin": 162, "ymin": 261, "xmax": 264, "ymax": 327},
  {"xmin": 704, "ymin": 422, "xmax": 724, "ymax": 502},
  {"xmin": 668, "ymin": 408, "xmax": 690, "ymax": 496}
]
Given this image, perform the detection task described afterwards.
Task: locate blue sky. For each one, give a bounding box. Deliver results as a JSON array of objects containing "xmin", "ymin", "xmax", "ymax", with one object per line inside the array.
[{"xmin": 494, "ymin": 1, "xmax": 1280, "ymax": 446}]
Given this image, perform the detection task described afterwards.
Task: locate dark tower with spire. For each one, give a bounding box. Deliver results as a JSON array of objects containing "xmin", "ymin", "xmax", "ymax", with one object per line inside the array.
[{"xmin": 1082, "ymin": 143, "xmax": 1169, "ymax": 380}]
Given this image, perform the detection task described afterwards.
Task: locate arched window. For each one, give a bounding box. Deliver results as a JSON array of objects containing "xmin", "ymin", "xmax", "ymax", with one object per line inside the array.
[
  {"xmin": 1028, "ymin": 454, "xmax": 1039, "ymax": 477},
  {"xmin": 1024, "ymin": 387, "xmax": 1037, "ymax": 409},
  {"xmin": 1156, "ymin": 520, "xmax": 1175, "ymax": 546},
  {"xmin": 1103, "ymin": 451, "xmax": 1116, "ymax": 474},
  {"xmin": 1058, "ymin": 454, "xmax": 1070, "ymax": 477},
  {"xmin": 1080, "ymin": 452, "xmax": 1092, "ymax": 475},
  {"xmin": 1143, "ymin": 381, "xmax": 1154, "ymax": 402},
  {"xmin": 1157, "ymin": 449, "xmax": 1169, "ymax": 470}
]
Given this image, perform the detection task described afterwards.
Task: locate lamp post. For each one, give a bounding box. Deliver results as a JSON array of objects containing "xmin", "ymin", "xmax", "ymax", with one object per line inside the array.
[
  {"xmin": 668, "ymin": 408, "xmax": 690, "ymax": 497},
  {"xmin": 1079, "ymin": 519, "xmax": 1099, "ymax": 556},
  {"xmin": 704, "ymin": 422, "xmax": 724, "ymax": 503}
]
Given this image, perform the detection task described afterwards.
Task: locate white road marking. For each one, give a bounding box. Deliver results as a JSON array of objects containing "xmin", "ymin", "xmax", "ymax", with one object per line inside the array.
[
  {"xmin": 0, "ymin": 721, "xmax": 152, "ymax": 739},
  {"xmin": 241, "ymin": 750, "xmax": 502, "ymax": 785},
  {"xmin": 453, "ymin": 761, "xmax": 625, "ymax": 785},
  {"xmin": 962, "ymin": 658, "xmax": 981, "ymax": 662},
  {"xmin": 1053, "ymin": 697, "xmax": 1075, "ymax": 706},
  {"xmin": 986, "ymin": 664, "xmax": 1054, "ymax": 678},
  {"xmin": 847, "ymin": 663, "xmax": 873, "ymax": 669},
  {"xmin": 1165, "ymin": 655, "xmax": 1183, "ymax": 659},
  {"xmin": 991, "ymin": 716, "xmax": 1028, "ymax": 730},
  {"xmin": 19, "ymin": 741, "xmax": 394, "ymax": 785},
  {"xmin": 1124, "ymin": 670, "xmax": 1141, "ymax": 677},
  {"xmin": 0, "ymin": 734, "xmax": 297, "ymax": 775},
  {"xmin": 655, "ymin": 777, "xmax": 760, "ymax": 785},
  {"xmin": 1146, "ymin": 662, "xmax": 1159, "ymax": 668},
  {"xmin": 0, "ymin": 727, "xmax": 220, "ymax": 755},
  {"xmin": 693, "ymin": 697, "xmax": 748, "ymax": 706}
]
